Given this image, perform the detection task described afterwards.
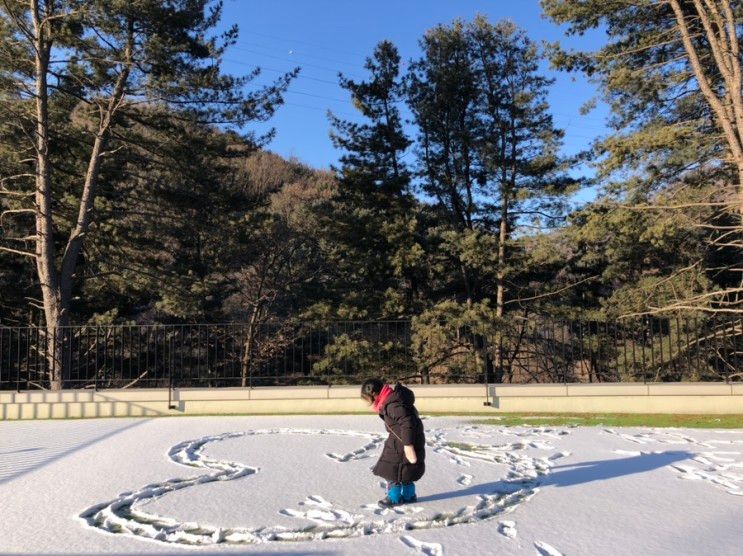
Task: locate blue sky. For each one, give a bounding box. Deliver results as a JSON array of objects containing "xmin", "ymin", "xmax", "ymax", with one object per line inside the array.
[{"xmin": 216, "ymin": 0, "xmax": 610, "ymax": 202}]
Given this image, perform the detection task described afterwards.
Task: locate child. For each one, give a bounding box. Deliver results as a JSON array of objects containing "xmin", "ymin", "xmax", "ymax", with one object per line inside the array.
[{"xmin": 361, "ymin": 378, "xmax": 426, "ymax": 507}]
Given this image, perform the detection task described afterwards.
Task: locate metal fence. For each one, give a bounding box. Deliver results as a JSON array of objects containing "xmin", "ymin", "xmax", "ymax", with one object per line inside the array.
[{"xmin": 0, "ymin": 316, "xmax": 741, "ymax": 391}]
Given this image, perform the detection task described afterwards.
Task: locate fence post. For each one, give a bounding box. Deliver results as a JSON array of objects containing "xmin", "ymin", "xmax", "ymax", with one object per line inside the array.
[
  {"xmin": 15, "ymin": 328, "xmax": 20, "ymax": 393},
  {"xmin": 482, "ymin": 335, "xmax": 490, "ymax": 405},
  {"xmin": 93, "ymin": 326, "xmax": 98, "ymax": 392},
  {"xmin": 168, "ymin": 333, "xmax": 177, "ymax": 410},
  {"xmin": 642, "ymin": 316, "xmax": 648, "ymax": 384},
  {"xmin": 248, "ymin": 325, "xmax": 253, "ymax": 388}
]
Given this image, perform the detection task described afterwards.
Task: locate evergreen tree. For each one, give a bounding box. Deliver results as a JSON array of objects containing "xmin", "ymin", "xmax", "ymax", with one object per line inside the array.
[
  {"xmin": 0, "ymin": 0, "xmax": 294, "ymax": 388},
  {"xmin": 320, "ymin": 41, "xmax": 424, "ymax": 318},
  {"xmin": 406, "ymin": 16, "xmax": 576, "ymax": 382},
  {"xmin": 406, "ymin": 17, "xmax": 575, "ymax": 311},
  {"xmin": 468, "ymin": 16, "xmax": 578, "ymax": 317}
]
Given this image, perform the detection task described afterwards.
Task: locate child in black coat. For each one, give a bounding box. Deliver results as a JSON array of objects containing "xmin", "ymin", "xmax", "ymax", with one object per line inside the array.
[{"xmin": 361, "ymin": 378, "xmax": 426, "ymax": 507}]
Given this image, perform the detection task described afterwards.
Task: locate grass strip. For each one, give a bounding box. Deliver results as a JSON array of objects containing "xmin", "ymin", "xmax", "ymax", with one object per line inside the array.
[{"xmin": 470, "ymin": 413, "xmax": 743, "ymax": 429}]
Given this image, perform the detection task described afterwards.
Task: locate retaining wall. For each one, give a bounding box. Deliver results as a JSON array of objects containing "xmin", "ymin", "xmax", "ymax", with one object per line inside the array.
[{"xmin": 0, "ymin": 382, "xmax": 741, "ymax": 420}]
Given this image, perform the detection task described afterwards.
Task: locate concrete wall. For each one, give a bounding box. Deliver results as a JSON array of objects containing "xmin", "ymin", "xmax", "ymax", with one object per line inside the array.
[
  {"xmin": 0, "ymin": 383, "xmax": 740, "ymax": 420},
  {"xmin": 489, "ymin": 383, "xmax": 743, "ymax": 414}
]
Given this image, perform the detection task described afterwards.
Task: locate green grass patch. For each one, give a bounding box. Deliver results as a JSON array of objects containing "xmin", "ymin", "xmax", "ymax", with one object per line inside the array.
[{"xmin": 472, "ymin": 413, "xmax": 743, "ymax": 429}]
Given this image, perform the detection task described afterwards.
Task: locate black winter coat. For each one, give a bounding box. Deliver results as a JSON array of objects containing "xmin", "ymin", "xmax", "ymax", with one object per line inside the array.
[{"xmin": 372, "ymin": 383, "xmax": 426, "ymax": 484}]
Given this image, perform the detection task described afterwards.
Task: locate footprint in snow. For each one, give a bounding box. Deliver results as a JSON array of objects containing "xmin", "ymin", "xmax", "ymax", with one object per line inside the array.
[
  {"xmin": 534, "ymin": 540, "xmax": 563, "ymax": 556},
  {"xmin": 280, "ymin": 496, "xmax": 359, "ymax": 525},
  {"xmin": 362, "ymin": 503, "xmax": 424, "ymax": 516},
  {"xmin": 529, "ymin": 441, "xmax": 555, "ymax": 450},
  {"xmin": 400, "ymin": 534, "xmax": 443, "ymax": 555},
  {"xmin": 498, "ymin": 520, "xmax": 517, "ymax": 539},
  {"xmin": 671, "ymin": 462, "xmax": 743, "ymax": 495},
  {"xmin": 457, "ymin": 474, "xmax": 472, "ymax": 486},
  {"xmin": 301, "ymin": 494, "xmax": 332, "ymax": 508}
]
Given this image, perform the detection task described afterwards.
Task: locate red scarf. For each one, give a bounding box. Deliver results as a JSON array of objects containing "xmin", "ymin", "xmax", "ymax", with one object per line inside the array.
[{"xmin": 372, "ymin": 384, "xmax": 393, "ymax": 413}]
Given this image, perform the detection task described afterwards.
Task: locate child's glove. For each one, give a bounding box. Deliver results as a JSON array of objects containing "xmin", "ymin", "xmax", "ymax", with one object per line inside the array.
[{"xmin": 404, "ymin": 445, "xmax": 417, "ymax": 464}]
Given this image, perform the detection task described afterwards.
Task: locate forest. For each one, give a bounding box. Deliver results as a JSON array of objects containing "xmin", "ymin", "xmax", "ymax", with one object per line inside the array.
[{"xmin": 1, "ymin": 1, "xmax": 741, "ymax": 388}]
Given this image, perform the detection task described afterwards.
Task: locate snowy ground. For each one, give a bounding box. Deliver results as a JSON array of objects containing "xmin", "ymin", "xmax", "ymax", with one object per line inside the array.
[{"xmin": 0, "ymin": 415, "xmax": 741, "ymax": 555}]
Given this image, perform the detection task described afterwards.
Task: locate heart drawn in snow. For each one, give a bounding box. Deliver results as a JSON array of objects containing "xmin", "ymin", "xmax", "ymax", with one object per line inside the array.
[{"xmin": 78, "ymin": 427, "xmax": 566, "ymax": 546}]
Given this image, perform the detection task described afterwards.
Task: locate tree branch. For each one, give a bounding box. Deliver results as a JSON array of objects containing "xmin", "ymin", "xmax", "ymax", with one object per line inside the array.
[
  {"xmin": 505, "ymin": 275, "xmax": 600, "ymax": 306},
  {"xmin": 0, "ymin": 246, "xmax": 36, "ymax": 258}
]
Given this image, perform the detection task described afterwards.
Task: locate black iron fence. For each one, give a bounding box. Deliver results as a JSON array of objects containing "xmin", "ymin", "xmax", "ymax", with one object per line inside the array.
[{"xmin": 0, "ymin": 316, "xmax": 741, "ymax": 391}]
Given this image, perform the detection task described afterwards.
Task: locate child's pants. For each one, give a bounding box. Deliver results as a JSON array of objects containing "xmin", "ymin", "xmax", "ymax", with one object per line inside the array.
[{"xmin": 388, "ymin": 482, "xmax": 416, "ymax": 503}]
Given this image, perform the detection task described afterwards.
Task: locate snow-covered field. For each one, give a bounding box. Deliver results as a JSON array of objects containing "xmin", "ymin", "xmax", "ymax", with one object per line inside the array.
[{"xmin": 0, "ymin": 415, "xmax": 741, "ymax": 555}]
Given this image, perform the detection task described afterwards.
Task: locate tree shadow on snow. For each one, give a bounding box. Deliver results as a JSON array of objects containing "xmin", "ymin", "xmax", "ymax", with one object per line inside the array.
[
  {"xmin": 50, "ymin": 552, "xmax": 341, "ymax": 556},
  {"xmin": 417, "ymin": 451, "xmax": 693, "ymax": 503},
  {"xmin": 0, "ymin": 419, "xmax": 150, "ymax": 485}
]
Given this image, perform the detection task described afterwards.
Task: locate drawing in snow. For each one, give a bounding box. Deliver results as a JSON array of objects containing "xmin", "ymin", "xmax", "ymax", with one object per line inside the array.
[
  {"xmin": 79, "ymin": 422, "xmax": 743, "ymax": 554},
  {"xmin": 0, "ymin": 415, "xmax": 741, "ymax": 555}
]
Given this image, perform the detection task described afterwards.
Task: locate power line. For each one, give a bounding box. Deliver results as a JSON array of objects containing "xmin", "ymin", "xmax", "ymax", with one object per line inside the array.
[
  {"xmin": 231, "ymin": 41, "xmax": 365, "ymax": 72},
  {"xmin": 273, "ymin": 100, "xmax": 605, "ymax": 142},
  {"xmin": 239, "ymin": 29, "xmax": 372, "ymax": 58},
  {"xmin": 250, "ymin": 71, "xmax": 612, "ymax": 129},
  {"xmin": 224, "ymin": 40, "xmax": 610, "ymax": 123},
  {"xmin": 225, "ymin": 46, "xmax": 362, "ymax": 78},
  {"xmin": 279, "ymin": 101, "xmax": 359, "ymax": 119},
  {"xmin": 257, "ymin": 65, "xmax": 340, "ymax": 86},
  {"xmin": 220, "ymin": 46, "xmax": 612, "ymax": 126},
  {"xmin": 278, "ymin": 90, "xmax": 610, "ymax": 134}
]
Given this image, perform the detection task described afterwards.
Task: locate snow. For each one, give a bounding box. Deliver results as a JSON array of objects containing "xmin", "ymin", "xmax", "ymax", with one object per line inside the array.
[{"xmin": 0, "ymin": 415, "xmax": 741, "ymax": 555}]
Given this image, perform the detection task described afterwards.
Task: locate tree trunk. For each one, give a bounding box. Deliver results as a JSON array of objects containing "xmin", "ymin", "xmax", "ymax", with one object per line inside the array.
[
  {"xmin": 30, "ymin": 13, "xmax": 132, "ymax": 391},
  {"xmin": 30, "ymin": 1, "xmax": 66, "ymax": 390},
  {"xmin": 461, "ymin": 264, "xmax": 473, "ymax": 306},
  {"xmin": 42, "ymin": 307, "xmax": 69, "ymax": 391},
  {"xmin": 496, "ymin": 193, "xmax": 508, "ymax": 318},
  {"xmin": 240, "ymin": 333, "xmax": 255, "ymax": 388},
  {"xmin": 670, "ymin": 0, "xmax": 743, "ymax": 220},
  {"xmin": 492, "ymin": 190, "xmax": 509, "ymax": 383},
  {"xmin": 240, "ymin": 309, "xmax": 260, "ymax": 387}
]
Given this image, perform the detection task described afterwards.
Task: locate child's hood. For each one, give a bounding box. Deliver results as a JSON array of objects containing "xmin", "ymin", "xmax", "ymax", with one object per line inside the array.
[{"xmin": 391, "ymin": 382, "xmax": 416, "ymax": 406}]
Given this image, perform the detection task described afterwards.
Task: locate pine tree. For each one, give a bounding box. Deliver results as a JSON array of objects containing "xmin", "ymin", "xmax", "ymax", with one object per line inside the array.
[
  {"xmin": 406, "ymin": 17, "xmax": 575, "ymax": 310},
  {"xmin": 406, "ymin": 16, "xmax": 576, "ymax": 382},
  {"xmin": 0, "ymin": 0, "xmax": 294, "ymax": 388},
  {"xmin": 321, "ymin": 40, "xmax": 423, "ymax": 318}
]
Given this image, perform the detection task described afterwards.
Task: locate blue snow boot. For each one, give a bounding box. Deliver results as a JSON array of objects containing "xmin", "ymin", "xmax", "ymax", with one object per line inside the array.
[
  {"xmin": 401, "ymin": 482, "xmax": 417, "ymax": 503},
  {"xmin": 378, "ymin": 483, "xmax": 403, "ymax": 507}
]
